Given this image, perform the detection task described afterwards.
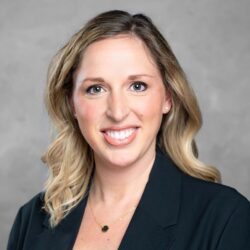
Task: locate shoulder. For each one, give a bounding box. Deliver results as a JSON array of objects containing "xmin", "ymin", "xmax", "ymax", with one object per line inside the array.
[
  {"xmin": 7, "ymin": 192, "xmax": 47, "ymax": 250},
  {"xmin": 156, "ymin": 149, "xmax": 250, "ymax": 213},
  {"xmin": 16, "ymin": 192, "xmax": 46, "ymax": 226},
  {"xmin": 157, "ymin": 149, "xmax": 249, "ymax": 210},
  {"xmin": 181, "ymin": 173, "xmax": 249, "ymax": 209},
  {"xmin": 180, "ymin": 173, "xmax": 250, "ymax": 233},
  {"xmin": 19, "ymin": 191, "xmax": 45, "ymax": 213},
  {"xmin": 178, "ymin": 174, "xmax": 250, "ymax": 248}
]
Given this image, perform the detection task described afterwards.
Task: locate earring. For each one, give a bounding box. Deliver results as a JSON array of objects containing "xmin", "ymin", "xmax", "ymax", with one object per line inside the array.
[{"xmin": 164, "ymin": 105, "xmax": 170, "ymax": 113}]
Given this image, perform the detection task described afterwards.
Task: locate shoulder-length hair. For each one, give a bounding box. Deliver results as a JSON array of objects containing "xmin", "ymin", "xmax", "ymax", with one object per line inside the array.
[{"xmin": 42, "ymin": 10, "xmax": 220, "ymax": 227}]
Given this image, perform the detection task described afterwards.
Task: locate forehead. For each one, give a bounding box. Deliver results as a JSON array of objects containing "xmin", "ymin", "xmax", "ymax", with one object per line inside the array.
[{"xmin": 78, "ymin": 35, "xmax": 158, "ymax": 75}]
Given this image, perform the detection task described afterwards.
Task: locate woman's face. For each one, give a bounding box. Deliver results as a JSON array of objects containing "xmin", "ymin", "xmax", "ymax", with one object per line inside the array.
[{"xmin": 72, "ymin": 35, "xmax": 171, "ymax": 168}]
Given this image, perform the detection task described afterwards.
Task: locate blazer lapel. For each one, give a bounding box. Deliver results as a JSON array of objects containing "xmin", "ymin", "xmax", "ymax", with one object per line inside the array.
[{"xmin": 118, "ymin": 150, "xmax": 182, "ymax": 250}]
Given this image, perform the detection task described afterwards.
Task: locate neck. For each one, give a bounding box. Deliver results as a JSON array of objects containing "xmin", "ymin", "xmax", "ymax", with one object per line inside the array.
[{"xmin": 90, "ymin": 150, "xmax": 156, "ymax": 205}]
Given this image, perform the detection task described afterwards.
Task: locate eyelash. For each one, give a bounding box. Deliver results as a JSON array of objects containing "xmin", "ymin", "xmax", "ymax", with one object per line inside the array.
[{"xmin": 86, "ymin": 81, "xmax": 148, "ymax": 95}]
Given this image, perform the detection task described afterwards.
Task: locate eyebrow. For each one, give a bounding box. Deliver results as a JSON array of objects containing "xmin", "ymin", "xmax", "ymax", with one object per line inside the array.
[{"xmin": 81, "ymin": 74, "xmax": 154, "ymax": 83}]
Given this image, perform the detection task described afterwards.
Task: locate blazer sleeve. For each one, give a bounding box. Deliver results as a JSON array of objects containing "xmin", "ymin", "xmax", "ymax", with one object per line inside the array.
[
  {"xmin": 216, "ymin": 195, "xmax": 250, "ymax": 250},
  {"xmin": 7, "ymin": 206, "xmax": 25, "ymax": 250},
  {"xmin": 7, "ymin": 193, "xmax": 44, "ymax": 250}
]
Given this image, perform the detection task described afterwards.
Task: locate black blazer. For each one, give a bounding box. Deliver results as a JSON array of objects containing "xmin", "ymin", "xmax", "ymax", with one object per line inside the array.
[{"xmin": 7, "ymin": 150, "xmax": 250, "ymax": 250}]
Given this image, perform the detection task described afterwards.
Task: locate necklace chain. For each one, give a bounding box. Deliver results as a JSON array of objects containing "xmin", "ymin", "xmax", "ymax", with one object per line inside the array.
[{"xmin": 88, "ymin": 194, "xmax": 137, "ymax": 233}]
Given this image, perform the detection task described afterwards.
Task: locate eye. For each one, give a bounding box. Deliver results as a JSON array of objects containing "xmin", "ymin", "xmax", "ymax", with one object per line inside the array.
[
  {"xmin": 130, "ymin": 81, "xmax": 148, "ymax": 92},
  {"xmin": 86, "ymin": 85, "xmax": 105, "ymax": 95}
]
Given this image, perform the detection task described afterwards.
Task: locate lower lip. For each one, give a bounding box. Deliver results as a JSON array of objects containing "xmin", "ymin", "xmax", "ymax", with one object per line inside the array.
[{"xmin": 103, "ymin": 128, "xmax": 138, "ymax": 146}]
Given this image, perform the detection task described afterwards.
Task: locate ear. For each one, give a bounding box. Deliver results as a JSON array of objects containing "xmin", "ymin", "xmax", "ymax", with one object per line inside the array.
[{"xmin": 162, "ymin": 90, "xmax": 172, "ymax": 114}]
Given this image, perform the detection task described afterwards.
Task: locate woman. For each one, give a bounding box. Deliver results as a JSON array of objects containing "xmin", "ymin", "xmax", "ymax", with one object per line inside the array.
[{"xmin": 8, "ymin": 10, "xmax": 250, "ymax": 250}]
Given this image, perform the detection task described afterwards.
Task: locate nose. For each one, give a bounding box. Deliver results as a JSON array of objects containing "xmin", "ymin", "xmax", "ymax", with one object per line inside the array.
[{"xmin": 106, "ymin": 90, "xmax": 129, "ymax": 122}]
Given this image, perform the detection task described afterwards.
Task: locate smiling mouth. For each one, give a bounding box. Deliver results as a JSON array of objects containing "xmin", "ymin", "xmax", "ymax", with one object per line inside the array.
[
  {"xmin": 102, "ymin": 127, "xmax": 138, "ymax": 146},
  {"xmin": 106, "ymin": 128, "xmax": 136, "ymax": 140}
]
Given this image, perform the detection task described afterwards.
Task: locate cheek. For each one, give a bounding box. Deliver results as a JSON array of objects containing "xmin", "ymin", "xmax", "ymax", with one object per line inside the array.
[
  {"xmin": 134, "ymin": 96, "xmax": 164, "ymax": 120},
  {"xmin": 75, "ymin": 103, "xmax": 101, "ymax": 145},
  {"xmin": 74, "ymin": 100, "xmax": 102, "ymax": 127}
]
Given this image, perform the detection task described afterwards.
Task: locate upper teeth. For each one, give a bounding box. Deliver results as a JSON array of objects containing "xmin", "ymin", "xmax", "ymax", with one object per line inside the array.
[{"xmin": 106, "ymin": 128, "xmax": 136, "ymax": 140}]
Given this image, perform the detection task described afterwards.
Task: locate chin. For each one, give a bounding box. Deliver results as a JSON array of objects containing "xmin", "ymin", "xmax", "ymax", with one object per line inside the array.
[
  {"xmin": 95, "ymin": 148, "xmax": 141, "ymax": 169},
  {"xmin": 108, "ymin": 153, "xmax": 139, "ymax": 169}
]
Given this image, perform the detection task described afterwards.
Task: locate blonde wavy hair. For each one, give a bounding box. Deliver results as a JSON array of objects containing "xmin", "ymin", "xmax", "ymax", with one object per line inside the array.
[{"xmin": 42, "ymin": 10, "xmax": 221, "ymax": 227}]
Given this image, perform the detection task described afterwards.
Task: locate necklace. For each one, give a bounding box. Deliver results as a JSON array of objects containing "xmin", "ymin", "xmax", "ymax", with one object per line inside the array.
[{"xmin": 88, "ymin": 195, "xmax": 137, "ymax": 233}]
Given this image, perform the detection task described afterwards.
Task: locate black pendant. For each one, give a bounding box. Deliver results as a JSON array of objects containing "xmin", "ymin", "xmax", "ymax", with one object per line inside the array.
[{"xmin": 102, "ymin": 225, "xmax": 109, "ymax": 232}]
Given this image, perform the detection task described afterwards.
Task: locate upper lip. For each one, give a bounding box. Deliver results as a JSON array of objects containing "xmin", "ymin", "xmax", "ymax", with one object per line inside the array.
[{"xmin": 101, "ymin": 126, "xmax": 139, "ymax": 132}]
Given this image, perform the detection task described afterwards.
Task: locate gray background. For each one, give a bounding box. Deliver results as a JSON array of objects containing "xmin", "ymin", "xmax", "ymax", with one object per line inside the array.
[{"xmin": 1, "ymin": 0, "xmax": 249, "ymax": 248}]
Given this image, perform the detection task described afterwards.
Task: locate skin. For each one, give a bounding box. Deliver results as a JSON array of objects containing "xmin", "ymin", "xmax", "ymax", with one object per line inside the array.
[{"xmin": 72, "ymin": 35, "xmax": 171, "ymax": 249}]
